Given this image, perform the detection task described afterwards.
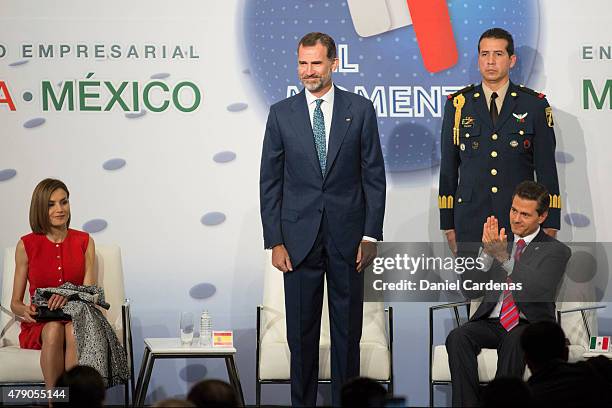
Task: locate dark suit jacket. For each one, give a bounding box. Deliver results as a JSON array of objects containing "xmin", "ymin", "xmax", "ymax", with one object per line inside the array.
[
  {"xmin": 439, "ymin": 82, "xmax": 561, "ymax": 242},
  {"xmin": 464, "ymin": 229, "xmax": 571, "ymax": 322},
  {"xmin": 259, "ymin": 86, "xmax": 386, "ymax": 266}
]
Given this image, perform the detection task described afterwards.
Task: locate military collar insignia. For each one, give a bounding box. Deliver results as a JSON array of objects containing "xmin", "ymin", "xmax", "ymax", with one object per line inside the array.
[{"xmin": 513, "ymin": 112, "xmax": 528, "ymax": 123}]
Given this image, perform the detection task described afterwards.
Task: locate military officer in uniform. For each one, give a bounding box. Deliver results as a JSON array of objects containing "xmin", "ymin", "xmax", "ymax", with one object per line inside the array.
[{"xmin": 439, "ymin": 27, "xmax": 561, "ymax": 252}]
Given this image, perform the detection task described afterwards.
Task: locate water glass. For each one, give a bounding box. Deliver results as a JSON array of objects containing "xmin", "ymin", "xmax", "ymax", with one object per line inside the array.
[{"xmin": 179, "ymin": 312, "xmax": 195, "ymax": 346}]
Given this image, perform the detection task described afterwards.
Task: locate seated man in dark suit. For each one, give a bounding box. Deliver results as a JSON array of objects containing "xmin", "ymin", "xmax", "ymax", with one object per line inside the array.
[
  {"xmin": 446, "ymin": 180, "xmax": 572, "ymax": 406},
  {"xmin": 522, "ymin": 321, "xmax": 612, "ymax": 405}
]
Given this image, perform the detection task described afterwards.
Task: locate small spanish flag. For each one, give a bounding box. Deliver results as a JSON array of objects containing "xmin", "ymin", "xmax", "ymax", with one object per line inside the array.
[
  {"xmin": 213, "ymin": 331, "xmax": 233, "ymax": 347},
  {"xmin": 589, "ymin": 336, "xmax": 611, "ymax": 352}
]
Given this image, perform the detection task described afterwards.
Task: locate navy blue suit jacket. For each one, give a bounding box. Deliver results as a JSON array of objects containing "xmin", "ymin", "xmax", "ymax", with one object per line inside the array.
[{"xmin": 260, "ymin": 86, "xmax": 386, "ymax": 267}]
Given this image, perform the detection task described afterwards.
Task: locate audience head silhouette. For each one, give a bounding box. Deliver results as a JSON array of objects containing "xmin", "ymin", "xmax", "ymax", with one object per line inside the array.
[
  {"xmin": 521, "ymin": 321, "xmax": 568, "ymax": 373},
  {"xmin": 187, "ymin": 379, "xmax": 240, "ymax": 408},
  {"xmin": 54, "ymin": 365, "xmax": 105, "ymax": 408},
  {"xmin": 341, "ymin": 377, "xmax": 387, "ymax": 407}
]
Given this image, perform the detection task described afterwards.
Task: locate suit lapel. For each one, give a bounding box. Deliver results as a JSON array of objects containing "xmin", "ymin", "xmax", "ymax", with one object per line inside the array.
[
  {"xmin": 520, "ymin": 229, "xmax": 547, "ymax": 264},
  {"xmin": 473, "ymin": 84, "xmax": 493, "ymax": 130},
  {"xmin": 290, "ymin": 91, "xmax": 323, "ymax": 180},
  {"xmin": 325, "ymin": 86, "xmax": 352, "ymax": 180},
  {"xmin": 495, "ymin": 82, "xmax": 519, "ymax": 130}
]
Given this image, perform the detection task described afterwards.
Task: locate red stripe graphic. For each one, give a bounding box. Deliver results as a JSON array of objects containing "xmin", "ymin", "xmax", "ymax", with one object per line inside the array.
[{"xmin": 406, "ymin": 0, "xmax": 458, "ymax": 73}]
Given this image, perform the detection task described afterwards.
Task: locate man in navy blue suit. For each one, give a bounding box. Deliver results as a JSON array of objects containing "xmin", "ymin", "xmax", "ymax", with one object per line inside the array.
[{"xmin": 259, "ymin": 32, "xmax": 386, "ymax": 406}]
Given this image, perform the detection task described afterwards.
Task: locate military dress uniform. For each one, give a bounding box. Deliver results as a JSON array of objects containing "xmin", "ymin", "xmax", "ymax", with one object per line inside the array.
[{"xmin": 438, "ymin": 81, "xmax": 561, "ymax": 243}]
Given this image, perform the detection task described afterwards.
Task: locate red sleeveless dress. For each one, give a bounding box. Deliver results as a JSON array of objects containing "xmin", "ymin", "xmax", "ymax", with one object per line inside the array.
[{"xmin": 19, "ymin": 229, "xmax": 89, "ymax": 350}]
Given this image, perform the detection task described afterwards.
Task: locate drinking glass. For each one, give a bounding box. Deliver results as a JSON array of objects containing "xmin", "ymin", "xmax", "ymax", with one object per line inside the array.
[{"xmin": 179, "ymin": 312, "xmax": 195, "ymax": 346}]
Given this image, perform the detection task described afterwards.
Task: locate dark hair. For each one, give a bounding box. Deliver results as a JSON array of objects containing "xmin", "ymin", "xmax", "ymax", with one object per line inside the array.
[
  {"xmin": 298, "ymin": 32, "xmax": 337, "ymax": 59},
  {"xmin": 478, "ymin": 27, "xmax": 515, "ymax": 56},
  {"xmin": 54, "ymin": 365, "xmax": 105, "ymax": 408},
  {"xmin": 521, "ymin": 321, "xmax": 568, "ymax": 366},
  {"xmin": 482, "ymin": 377, "xmax": 531, "ymax": 407},
  {"xmin": 341, "ymin": 377, "xmax": 387, "ymax": 407},
  {"xmin": 29, "ymin": 178, "xmax": 71, "ymax": 233},
  {"xmin": 187, "ymin": 379, "xmax": 240, "ymax": 408},
  {"xmin": 513, "ymin": 180, "xmax": 550, "ymax": 215}
]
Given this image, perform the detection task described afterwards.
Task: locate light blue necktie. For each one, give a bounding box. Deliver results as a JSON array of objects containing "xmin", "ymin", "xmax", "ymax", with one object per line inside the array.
[{"xmin": 312, "ymin": 99, "xmax": 326, "ymax": 175}]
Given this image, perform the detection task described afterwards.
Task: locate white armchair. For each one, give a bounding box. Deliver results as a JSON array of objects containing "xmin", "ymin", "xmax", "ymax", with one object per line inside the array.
[
  {"xmin": 0, "ymin": 245, "xmax": 135, "ymax": 404},
  {"xmin": 255, "ymin": 250, "xmax": 393, "ymax": 406}
]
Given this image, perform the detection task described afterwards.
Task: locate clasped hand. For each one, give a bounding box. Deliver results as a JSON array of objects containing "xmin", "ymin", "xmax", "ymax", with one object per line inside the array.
[
  {"xmin": 482, "ymin": 216, "xmax": 510, "ymax": 263},
  {"xmin": 21, "ymin": 294, "xmax": 68, "ymax": 323}
]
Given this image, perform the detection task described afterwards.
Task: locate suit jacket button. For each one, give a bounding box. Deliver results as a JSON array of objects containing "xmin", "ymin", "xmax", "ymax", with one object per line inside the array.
[
  {"xmin": 491, "ymin": 134, "xmax": 498, "ymax": 140},
  {"xmin": 491, "ymin": 186, "xmax": 498, "ymax": 193}
]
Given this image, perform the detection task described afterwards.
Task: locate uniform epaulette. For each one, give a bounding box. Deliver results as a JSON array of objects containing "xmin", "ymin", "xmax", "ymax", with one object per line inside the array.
[
  {"xmin": 517, "ymin": 84, "xmax": 546, "ymax": 99},
  {"xmin": 447, "ymin": 84, "xmax": 475, "ymax": 100}
]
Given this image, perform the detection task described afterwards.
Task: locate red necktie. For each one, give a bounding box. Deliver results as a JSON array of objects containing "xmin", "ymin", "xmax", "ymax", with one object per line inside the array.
[{"xmin": 500, "ymin": 239, "xmax": 526, "ymax": 331}]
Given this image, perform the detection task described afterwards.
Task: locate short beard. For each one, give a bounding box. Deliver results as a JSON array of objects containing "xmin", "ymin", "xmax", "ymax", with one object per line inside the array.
[{"xmin": 301, "ymin": 73, "xmax": 331, "ymax": 93}]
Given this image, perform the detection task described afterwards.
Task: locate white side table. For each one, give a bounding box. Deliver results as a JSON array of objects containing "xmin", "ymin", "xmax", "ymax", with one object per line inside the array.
[
  {"xmin": 134, "ymin": 338, "xmax": 244, "ymax": 406},
  {"xmin": 583, "ymin": 351, "xmax": 612, "ymax": 359}
]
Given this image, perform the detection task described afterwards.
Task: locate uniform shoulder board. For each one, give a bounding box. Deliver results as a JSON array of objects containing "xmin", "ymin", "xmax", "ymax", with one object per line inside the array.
[
  {"xmin": 518, "ymin": 84, "xmax": 546, "ymax": 99},
  {"xmin": 447, "ymin": 84, "xmax": 475, "ymax": 100}
]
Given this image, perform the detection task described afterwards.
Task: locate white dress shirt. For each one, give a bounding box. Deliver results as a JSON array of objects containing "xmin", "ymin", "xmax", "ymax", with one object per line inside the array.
[
  {"xmin": 481, "ymin": 226, "xmax": 540, "ymax": 318},
  {"xmin": 304, "ymin": 84, "xmax": 376, "ymax": 243}
]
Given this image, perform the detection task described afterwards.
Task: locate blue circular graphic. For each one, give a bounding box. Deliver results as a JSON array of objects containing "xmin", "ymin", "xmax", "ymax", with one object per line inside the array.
[
  {"xmin": 201, "ymin": 212, "xmax": 226, "ymax": 226},
  {"xmin": 102, "ymin": 158, "xmax": 127, "ymax": 171},
  {"xmin": 0, "ymin": 169, "xmax": 17, "ymax": 182},
  {"xmin": 82, "ymin": 219, "xmax": 108, "ymax": 233},
  {"xmin": 189, "ymin": 283, "xmax": 217, "ymax": 300},
  {"xmin": 564, "ymin": 213, "xmax": 590, "ymax": 228},
  {"xmin": 227, "ymin": 102, "xmax": 248, "ymax": 112},
  {"xmin": 23, "ymin": 117, "xmax": 46, "ymax": 129},
  {"xmin": 244, "ymin": 0, "xmax": 539, "ymax": 172},
  {"xmin": 213, "ymin": 151, "xmax": 237, "ymax": 163},
  {"xmin": 555, "ymin": 151, "xmax": 574, "ymax": 164}
]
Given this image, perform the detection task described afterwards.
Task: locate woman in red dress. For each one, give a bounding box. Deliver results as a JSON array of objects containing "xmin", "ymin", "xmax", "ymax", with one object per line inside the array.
[{"xmin": 10, "ymin": 178, "xmax": 96, "ymax": 388}]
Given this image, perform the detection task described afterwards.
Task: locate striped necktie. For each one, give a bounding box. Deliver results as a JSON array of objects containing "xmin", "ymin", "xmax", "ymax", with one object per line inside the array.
[
  {"xmin": 500, "ymin": 239, "xmax": 526, "ymax": 331},
  {"xmin": 312, "ymin": 99, "xmax": 326, "ymax": 175}
]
